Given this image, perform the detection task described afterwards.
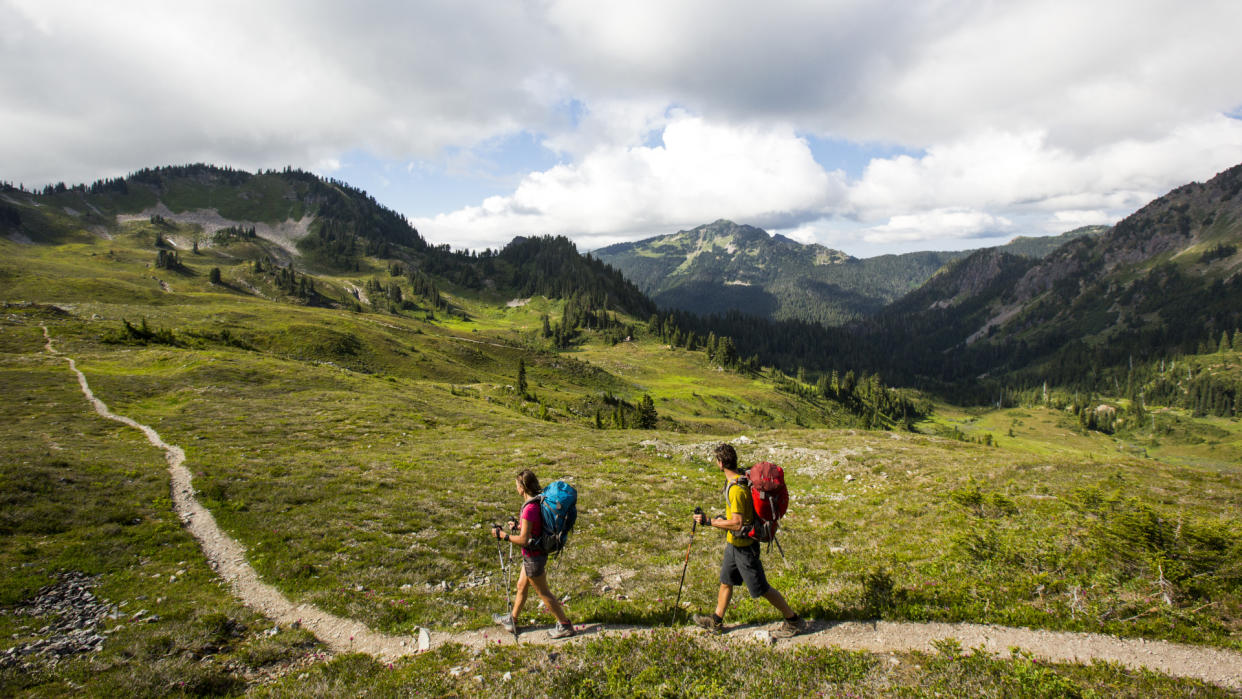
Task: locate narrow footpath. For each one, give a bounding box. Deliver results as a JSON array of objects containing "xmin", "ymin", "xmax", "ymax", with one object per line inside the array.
[{"xmin": 40, "ymin": 326, "xmax": 1242, "ymax": 691}]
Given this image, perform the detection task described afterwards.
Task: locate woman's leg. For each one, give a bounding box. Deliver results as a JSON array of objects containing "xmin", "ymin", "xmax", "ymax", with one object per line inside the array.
[
  {"xmin": 527, "ymin": 573, "xmax": 570, "ymax": 624},
  {"xmin": 511, "ymin": 567, "xmax": 530, "ymax": 620}
]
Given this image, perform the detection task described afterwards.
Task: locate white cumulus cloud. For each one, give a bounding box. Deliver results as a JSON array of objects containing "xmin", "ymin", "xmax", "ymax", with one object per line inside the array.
[
  {"xmin": 862, "ymin": 209, "xmax": 1014, "ymax": 244},
  {"xmin": 4, "ymin": 1, "xmax": 1242, "ymax": 255},
  {"xmin": 415, "ymin": 115, "xmax": 846, "ymax": 250},
  {"xmin": 840, "ymin": 116, "xmax": 1242, "ymax": 246}
]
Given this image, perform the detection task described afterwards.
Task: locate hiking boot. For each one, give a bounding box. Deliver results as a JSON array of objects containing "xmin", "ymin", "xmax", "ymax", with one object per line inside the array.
[
  {"xmin": 771, "ymin": 615, "xmax": 804, "ymax": 639},
  {"xmin": 492, "ymin": 613, "xmax": 516, "ymax": 634},
  {"xmin": 692, "ymin": 613, "xmax": 723, "ymax": 634},
  {"xmin": 548, "ymin": 622, "xmax": 576, "ymax": 639}
]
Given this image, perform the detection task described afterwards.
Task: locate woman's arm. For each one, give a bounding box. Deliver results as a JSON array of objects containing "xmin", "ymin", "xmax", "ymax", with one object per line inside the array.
[{"xmin": 501, "ymin": 511, "xmax": 535, "ymax": 546}]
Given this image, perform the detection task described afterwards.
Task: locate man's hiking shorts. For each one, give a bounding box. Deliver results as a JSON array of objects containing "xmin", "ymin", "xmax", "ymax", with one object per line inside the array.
[
  {"xmin": 720, "ymin": 542, "xmax": 770, "ymax": 598},
  {"xmin": 522, "ymin": 554, "xmax": 548, "ymax": 578}
]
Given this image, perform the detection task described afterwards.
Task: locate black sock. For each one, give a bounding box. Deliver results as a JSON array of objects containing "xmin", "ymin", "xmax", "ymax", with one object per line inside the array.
[
  {"xmin": 712, "ymin": 613, "xmax": 723, "ymax": 623},
  {"xmin": 785, "ymin": 614, "xmax": 800, "ymax": 622}
]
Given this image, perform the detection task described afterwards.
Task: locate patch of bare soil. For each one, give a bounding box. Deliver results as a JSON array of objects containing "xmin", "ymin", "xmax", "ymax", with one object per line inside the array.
[{"xmin": 118, "ymin": 204, "xmax": 312, "ymax": 258}]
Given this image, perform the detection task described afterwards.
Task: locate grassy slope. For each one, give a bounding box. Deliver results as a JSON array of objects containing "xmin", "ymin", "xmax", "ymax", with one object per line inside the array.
[
  {"xmin": 2, "ymin": 231, "xmax": 1240, "ymax": 696},
  {"xmin": 929, "ymin": 399, "xmax": 1242, "ymax": 471},
  {"xmin": 0, "ymin": 309, "xmax": 320, "ymax": 696}
]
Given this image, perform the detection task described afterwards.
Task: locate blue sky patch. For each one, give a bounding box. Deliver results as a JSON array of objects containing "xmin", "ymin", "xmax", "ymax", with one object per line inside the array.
[
  {"xmin": 802, "ymin": 134, "xmax": 924, "ymax": 180},
  {"xmin": 324, "ymin": 132, "xmax": 563, "ymax": 219}
]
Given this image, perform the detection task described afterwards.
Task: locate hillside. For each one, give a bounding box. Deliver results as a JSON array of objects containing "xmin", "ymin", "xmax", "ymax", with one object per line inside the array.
[
  {"xmin": 0, "ymin": 165, "xmax": 424, "ymax": 269},
  {"xmin": 0, "ymin": 165, "xmax": 654, "ymax": 320},
  {"xmin": 863, "ymin": 163, "xmax": 1242, "ymax": 393},
  {"xmin": 2, "ymin": 166, "xmax": 1241, "ymax": 695},
  {"xmin": 594, "ymin": 219, "xmax": 1102, "ymax": 325}
]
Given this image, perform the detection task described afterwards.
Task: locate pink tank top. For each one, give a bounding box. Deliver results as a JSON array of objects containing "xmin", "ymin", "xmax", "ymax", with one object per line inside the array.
[{"xmin": 521, "ymin": 500, "xmax": 542, "ymax": 558}]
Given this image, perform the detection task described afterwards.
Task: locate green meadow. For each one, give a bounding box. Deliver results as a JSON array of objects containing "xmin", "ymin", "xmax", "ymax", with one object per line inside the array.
[{"xmin": 2, "ymin": 228, "xmax": 1240, "ymax": 696}]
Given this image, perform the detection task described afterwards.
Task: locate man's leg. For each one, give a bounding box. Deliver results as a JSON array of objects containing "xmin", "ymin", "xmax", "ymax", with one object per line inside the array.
[
  {"xmin": 694, "ymin": 585, "xmax": 731, "ymax": 633},
  {"xmin": 715, "ymin": 583, "xmax": 734, "ymax": 618},
  {"xmin": 733, "ymin": 544, "xmax": 803, "ymax": 636},
  {"xmin": 695, "ymin": 545, "xmax": 741, "ymax": 632},
  {"xmin": 763, "ymin": 585, "xmax": 805, "ymax": 638},
  {"xmin": 762, "ymin": 587, "xmax": 794, "ymax": 618}
]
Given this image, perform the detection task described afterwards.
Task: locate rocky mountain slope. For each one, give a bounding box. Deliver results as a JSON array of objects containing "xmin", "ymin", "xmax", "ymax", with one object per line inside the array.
[
  {"xmin": 1, "ymin": 165, "xmax": 425, "ymax": 266},
  {"xmin": 0, "ymin": 164, "xmax": 654, "ymax": 318},
  {"xmin": 594, "ymin": 219, "xmax": 1102, "ymax": 325},
  {"xmin": 870, "ymin": 163, "xmax": 1242, "ymax": 388}
]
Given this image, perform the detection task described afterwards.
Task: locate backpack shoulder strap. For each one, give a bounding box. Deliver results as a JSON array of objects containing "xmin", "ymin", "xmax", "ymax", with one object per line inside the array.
[
  {"xmin": 520, "ymin": 496, "xmax": 542, "ymax": 523},
  {"xmin": 723, "ymin": 477, "xmax": 749, "ymax": 505}
]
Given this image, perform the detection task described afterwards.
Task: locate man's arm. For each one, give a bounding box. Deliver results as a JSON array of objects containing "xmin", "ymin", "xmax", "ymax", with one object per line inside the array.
[
  {"xmin": 695, "ymin": 483, "xmax": 745, "ymax": 531},
  {"xmin": 692, "ymin": 511, "xmax": 741, "ymax": 530}
]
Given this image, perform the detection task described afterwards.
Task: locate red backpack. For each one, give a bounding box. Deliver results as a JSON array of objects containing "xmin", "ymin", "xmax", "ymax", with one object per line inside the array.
[{"xmin": 726, "ymin": 462, "xmax": 788, "ymax": 553}]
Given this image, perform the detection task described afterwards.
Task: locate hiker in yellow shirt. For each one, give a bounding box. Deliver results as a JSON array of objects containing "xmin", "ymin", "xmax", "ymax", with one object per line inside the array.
[{"xmin": 692, "ymin": 443, "xmax": 804, "ymax": 637}]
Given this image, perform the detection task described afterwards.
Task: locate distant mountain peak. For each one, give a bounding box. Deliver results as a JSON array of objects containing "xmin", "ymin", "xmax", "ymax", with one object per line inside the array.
[{"xmin": 596, "ymin": 220, "xmax": 952, "ymax": 324}]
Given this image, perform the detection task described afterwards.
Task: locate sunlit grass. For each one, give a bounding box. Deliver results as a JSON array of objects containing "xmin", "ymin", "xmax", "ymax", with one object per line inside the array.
[{"xmin": 3, "ymin": 232, "xmax": 1241, "ymax": 695}]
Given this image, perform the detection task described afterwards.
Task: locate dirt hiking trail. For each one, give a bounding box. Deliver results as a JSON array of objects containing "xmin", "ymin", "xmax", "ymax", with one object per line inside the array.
[{"xmin": 40, "ymin": 327, "xmax": 1242, "ymax": 691}]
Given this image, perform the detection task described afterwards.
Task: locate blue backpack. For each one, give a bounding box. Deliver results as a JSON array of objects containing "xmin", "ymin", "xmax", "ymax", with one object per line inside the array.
[{"xmin": 532, "ymin": 480, "xmax": 577, "ymax": 554}]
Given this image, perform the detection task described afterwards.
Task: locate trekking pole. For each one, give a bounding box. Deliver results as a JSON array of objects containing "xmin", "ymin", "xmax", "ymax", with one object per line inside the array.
[
  {"xmin": 494, "ymin": 526, "xmax": 511, "ymax": 615},
  {"xmin": 507, "ymin": 538, "xmax": 519, "ymax": 641},
  {"xmin": 672, "ymin": 507, "xmax": 703, "ymax": 624}
]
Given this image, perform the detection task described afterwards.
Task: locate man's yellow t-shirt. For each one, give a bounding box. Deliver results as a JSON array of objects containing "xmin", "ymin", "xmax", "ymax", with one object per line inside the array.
[{"xmin": 724, "ymin": 478, "xmax": 754, "ymax": 547}]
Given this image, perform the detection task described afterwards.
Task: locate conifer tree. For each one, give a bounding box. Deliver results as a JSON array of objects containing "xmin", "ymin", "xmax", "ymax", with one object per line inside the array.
[
  {"xmin": 517, "ymin": 358, "xmax": 528, "ymax": 397},
  {"xmin": 209, "ymin": 267, "xmax": 221, "ymax": 284},
  {"xmin": 636, "ymin": 394, "xmax": 658, "ymax": 428},
  {"xmin": 718, "ymin": 337, "xmax": 737, "ymax": 367},
  {"xmin": 841, "ymin": 370, "xmax": 857, "ymax": 398}
]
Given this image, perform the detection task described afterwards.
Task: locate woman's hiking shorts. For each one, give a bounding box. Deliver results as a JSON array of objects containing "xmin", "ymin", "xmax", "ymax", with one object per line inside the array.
[
  {"xmin": 522, "ymin": 553, "xmax": 548, "ymax": 578},
  {"xmin": 720, "ymin": 542, "xmax": 770, "ymax": 598}
]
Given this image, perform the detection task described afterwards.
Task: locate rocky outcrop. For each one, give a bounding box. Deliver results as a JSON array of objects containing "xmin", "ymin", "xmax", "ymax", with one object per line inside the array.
[{"xmin": 1, "ymin": 572, "xmax": 119, "ymax": 669}]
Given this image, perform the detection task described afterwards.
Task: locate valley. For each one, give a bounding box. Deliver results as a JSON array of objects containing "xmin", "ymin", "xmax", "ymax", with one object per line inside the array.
[{"xmin": 1, "ymin": 166, "xmax": 1240, "ymax": 696}]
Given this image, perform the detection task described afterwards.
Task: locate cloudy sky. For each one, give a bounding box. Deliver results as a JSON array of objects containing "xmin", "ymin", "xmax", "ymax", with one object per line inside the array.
[{"xmin": 4, "ymin": 1, "xmax": 1242, "ymax": 257}]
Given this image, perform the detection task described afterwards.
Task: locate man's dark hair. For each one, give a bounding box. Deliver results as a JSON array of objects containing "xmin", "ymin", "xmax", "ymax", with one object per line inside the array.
[{"xmin": 714, "ymin": 443, "xmax": 738, "ymax": 471}]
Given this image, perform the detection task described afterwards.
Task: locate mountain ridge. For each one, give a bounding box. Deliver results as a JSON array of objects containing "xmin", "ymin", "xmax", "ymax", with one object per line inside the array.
[
  {"xmin": 594, "ymin": 219, "xmax": 1104, "ymax": 325},
  {"xmin": 863, "ymin": 161, "xmax": 1242, "ymax": 391},
  {"xmin": 0, "ymin": 164, "xmax": 656, "ymax": 319}
]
